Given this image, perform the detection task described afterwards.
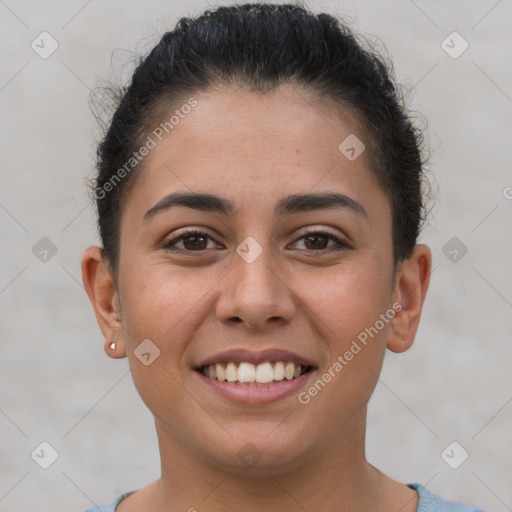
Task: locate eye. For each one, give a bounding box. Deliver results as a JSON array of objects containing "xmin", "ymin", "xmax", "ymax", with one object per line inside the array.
[
  {"xmin": 162, "ymin": 228, "xmax": 223, "ymax": 252},
  {"xmin": 162, "ymin": 227, "xmax": 351, "ymax": 254},
  {"xmin": 290, "ymin": 230, "xmax": 350, "ymax": 253}
]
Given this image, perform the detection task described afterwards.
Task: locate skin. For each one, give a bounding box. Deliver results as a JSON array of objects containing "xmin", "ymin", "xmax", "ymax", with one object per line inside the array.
[{"xmin": 82, "ymin": 83, "xmax": 431, "ymax": 512}]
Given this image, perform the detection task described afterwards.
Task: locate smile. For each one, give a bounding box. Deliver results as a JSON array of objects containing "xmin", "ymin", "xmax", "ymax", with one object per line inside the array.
[
  {"xmin": 194, "ymin": 349, "xmax": 317, "ymax": 404},
  {"xmin": 199, "ymin": 361, "xmax": 312, "ymax": 385}
]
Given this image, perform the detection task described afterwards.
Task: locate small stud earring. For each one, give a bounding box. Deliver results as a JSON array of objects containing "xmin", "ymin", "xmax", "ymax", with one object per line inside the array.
[{"xmin": 109, "ymin": 341, "xmax": 116, "ymax": 351}]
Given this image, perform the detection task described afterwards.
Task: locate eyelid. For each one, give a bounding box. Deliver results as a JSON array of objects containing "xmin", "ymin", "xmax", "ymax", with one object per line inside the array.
[{"xmin": 293, "ymin": 225, "xmax": 344, "ymax": 239}]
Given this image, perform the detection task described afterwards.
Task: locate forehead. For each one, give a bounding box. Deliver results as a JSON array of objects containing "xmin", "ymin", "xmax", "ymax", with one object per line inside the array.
[
  {"xmin": 123, "ymin": 84, "xmax": 388, "ymax": 224},
  {"xmin": 168, "ymin": 84, "xmax": 365, "ymax": 160}
]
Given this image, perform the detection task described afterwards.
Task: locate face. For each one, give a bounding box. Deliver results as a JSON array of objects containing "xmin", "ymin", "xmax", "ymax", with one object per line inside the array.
[{"xmin": 86, "ymin": 84, "xmax": 421, "ymax": 473}]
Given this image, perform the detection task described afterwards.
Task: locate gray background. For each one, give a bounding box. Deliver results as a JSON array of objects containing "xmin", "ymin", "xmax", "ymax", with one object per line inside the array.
[{"xmin": 1, "ymin": 0, "xmax": 511, "ymax": 511}]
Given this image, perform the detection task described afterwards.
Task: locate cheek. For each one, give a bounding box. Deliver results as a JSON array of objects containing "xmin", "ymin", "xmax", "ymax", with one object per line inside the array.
[
  {"xmin": 117, "ymin": 265, "xmax": 214, "ymax": 424},
  {"xmin": 294, "ymin": 263, "xmax": 393, "ymax": 428},
  {"xmin": 119, "ymin": 262, "xmax": 219, "ymax": 361},
  {"xmin": 300, "ymin": 257, "xmax": 393, "ymax": 348},
  {"xmin": 119, "ymin": 262, "xmax": 224, "ymax": 398}
]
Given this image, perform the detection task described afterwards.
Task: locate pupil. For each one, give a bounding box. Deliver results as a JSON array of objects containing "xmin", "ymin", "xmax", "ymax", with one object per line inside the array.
[
  {"xmin": 305, "ymin": 234, "xmax": 327, "ymax": 250},
  {"xmin": 184, "ymin": 235, "xmax": 207, "ymax": 250}
]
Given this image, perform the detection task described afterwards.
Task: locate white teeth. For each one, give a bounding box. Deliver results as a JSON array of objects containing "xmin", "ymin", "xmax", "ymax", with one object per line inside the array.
[
  {"xmin": 238, "ymin": 362, "xmax": 256, "ymax": 382},
  {"xmin": 285, "ymin": 362, "xmax": 295, "ymax": 380},
  {"xmin": 215, "ymin": 363, "xmax": 225, "ymax": 381},
  {"xmin": 255, "ymin": 362, "xmax": 274, "ymax": 383},
  {"xmin": 225, "ymin": 362, "xmax": 238, "ymax": 382},
  {"xmin": 274, "ymin": 361, "xmax": 285, "ymax": 380},
  {"xmin": 202, "ymin": 361, "xmax": 307, "ymax": 384}
]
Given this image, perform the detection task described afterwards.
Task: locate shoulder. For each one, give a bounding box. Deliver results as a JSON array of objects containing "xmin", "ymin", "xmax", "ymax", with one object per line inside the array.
[
  {"xmin": 81, "ymin": 491, "xmax": 135, "ymax": 512},
  {"xmin": 409, "ymin": 483, "xmax": 485, "ymax": 512}
]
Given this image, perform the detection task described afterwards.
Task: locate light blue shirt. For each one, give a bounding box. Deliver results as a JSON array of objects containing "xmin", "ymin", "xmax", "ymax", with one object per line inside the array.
[{"xmin": 82, "ymin": 483, "xmax": 485, "ymax": 511}]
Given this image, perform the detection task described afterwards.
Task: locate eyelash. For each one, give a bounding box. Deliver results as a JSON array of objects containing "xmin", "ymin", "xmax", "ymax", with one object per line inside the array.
[{"xmin": 162, "ymin": 227, "xmax": 351, "ymax": 254}]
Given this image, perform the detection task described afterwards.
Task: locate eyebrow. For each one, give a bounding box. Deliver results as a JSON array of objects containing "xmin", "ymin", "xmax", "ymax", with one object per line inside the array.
[{"xmin": 142, "ymin": 191, "xmax": 368, "ymax": 222}]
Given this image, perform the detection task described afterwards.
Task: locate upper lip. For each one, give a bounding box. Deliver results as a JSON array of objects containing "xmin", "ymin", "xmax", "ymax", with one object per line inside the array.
[{"xmin": 196, "ymin": 348, "xmax": 317, "ymax": 368}]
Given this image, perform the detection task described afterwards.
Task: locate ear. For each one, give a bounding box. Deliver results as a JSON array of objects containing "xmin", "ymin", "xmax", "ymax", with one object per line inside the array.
[
  {"xmin": 81, "ymin": 246, "xmax": 126, "ymax": 359},
  {"xmin": 387, "ymin": 244, "xmax": 432, "ymax": 353}
]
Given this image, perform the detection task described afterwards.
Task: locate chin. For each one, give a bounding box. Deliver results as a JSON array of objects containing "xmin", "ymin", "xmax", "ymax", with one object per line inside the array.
[{"xmin": 199, "ymin": 421, "xmax": 317, "ymax": 474}]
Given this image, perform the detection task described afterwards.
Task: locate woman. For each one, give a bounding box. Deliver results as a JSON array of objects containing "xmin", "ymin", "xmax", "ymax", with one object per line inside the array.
[{"xmin": 81, "ymin": 3, "xmax": 484, "ymax": 511}]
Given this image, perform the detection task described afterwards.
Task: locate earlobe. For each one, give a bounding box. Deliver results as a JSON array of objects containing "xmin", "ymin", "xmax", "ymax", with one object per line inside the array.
[
  {"xmin": 81, "ymin": 246, "xmax": 127, "ymax": 358},
  {"xmin": 387, "ymin": 244, "xmax": 432, "ymax": 353},
  {"xmin": 104, "ymin": 339, "xmax": 126, "ymax": 359}
]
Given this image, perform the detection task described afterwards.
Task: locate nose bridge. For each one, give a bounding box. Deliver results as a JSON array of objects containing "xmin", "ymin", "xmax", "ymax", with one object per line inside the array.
[
  {"xmin": 237, "ymin": 250, "xmax": 277, "ymax": 302},
  {"xmin": 217, "ymin": 240, "xmax": 295, "ymax": 329}
]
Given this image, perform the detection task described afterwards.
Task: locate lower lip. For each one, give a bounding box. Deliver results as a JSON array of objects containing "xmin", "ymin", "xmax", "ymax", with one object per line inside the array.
[{"xmin": 195, "ymin": 370, "xmax": 316, "ymax": 404}]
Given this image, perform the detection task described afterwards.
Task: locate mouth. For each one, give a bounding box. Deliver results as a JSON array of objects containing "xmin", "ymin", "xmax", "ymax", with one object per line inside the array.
[
  {"xmin": 193, "ymin": 349, "xmax": 317, "ymax": 404},
  {"xmin": 198, "ymin": 361, "xmax": 313, "ymax": 385}
]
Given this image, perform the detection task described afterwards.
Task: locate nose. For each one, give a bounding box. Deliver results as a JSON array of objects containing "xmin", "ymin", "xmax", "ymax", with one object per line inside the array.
[{"xmin": 215, "ymin": 248, "xmax": 296, "ymax": 330}]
